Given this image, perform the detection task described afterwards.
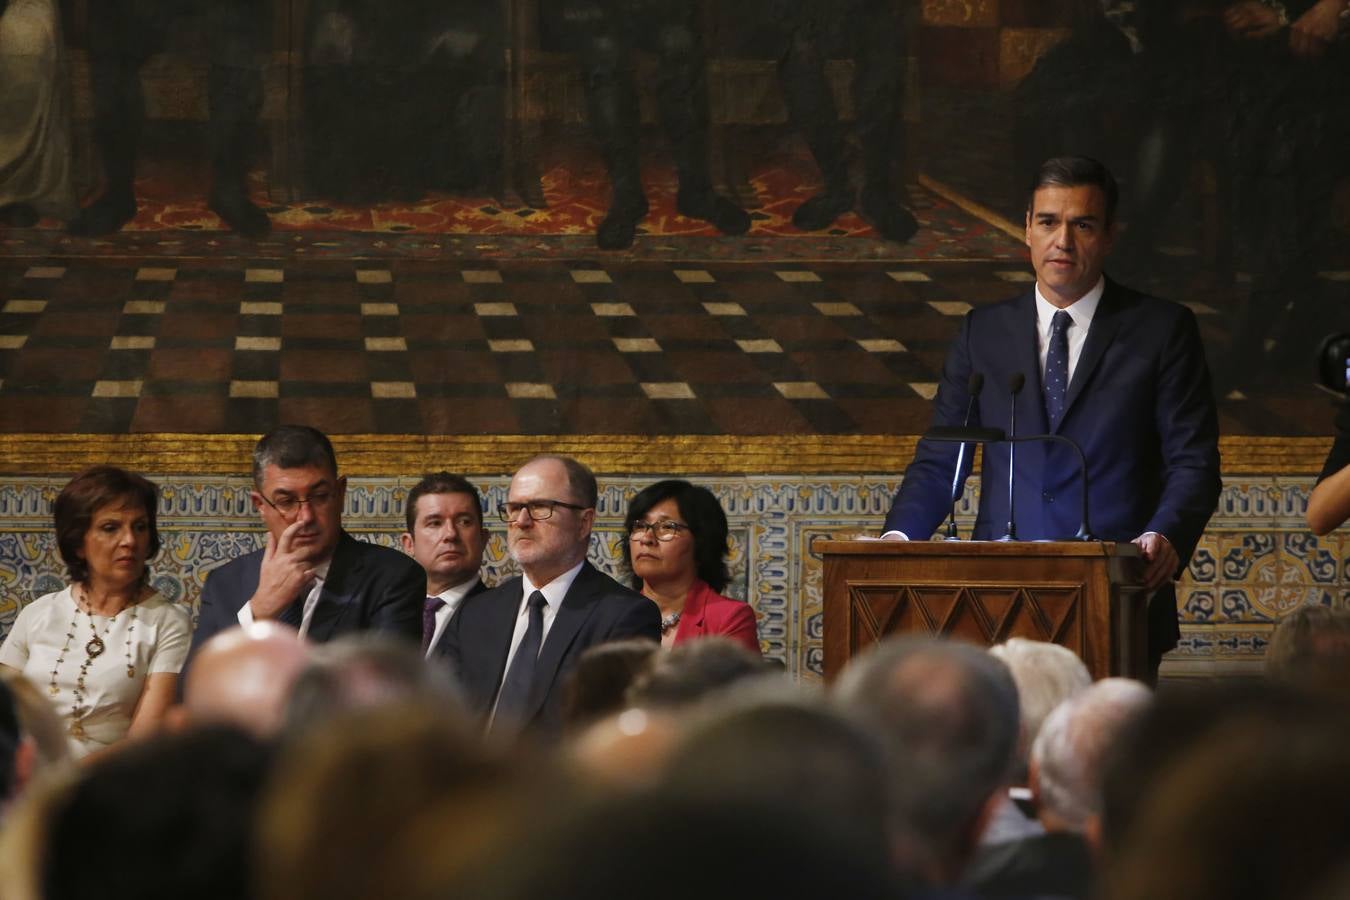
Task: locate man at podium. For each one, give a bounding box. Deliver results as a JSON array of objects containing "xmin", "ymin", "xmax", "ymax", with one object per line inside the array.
[{"xmin": 882, "ymin": 157, "xmax": 1221, "ymax": 677}]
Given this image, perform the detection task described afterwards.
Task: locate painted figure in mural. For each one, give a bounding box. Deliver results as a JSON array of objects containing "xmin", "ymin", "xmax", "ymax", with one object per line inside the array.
[
  {"xmin": 1213, "ymin": 0, "xmax": 1350, "ymax": 390},
  {"xmin": 709, "ymin": 0, "xmax": 918, "ymax": 241},
  {"xmin": 0, "ymin": 0, "xmax": 76, "ymax": 227},
  {"xmin": 539, "ymin": 0, "xmax": 752, "ymax": 249},
  {"xmin": 882, "ymin": 157, "xmax": 1222, "ymax": 682},
  {"xmin": 68, "ymin": 0, "xmax": 272, "ymax": 238},
  {"xmin": 754, "ymin": 0, "xmax": 919, "ymax": 242},
  {"xmin": 304, "ymin": 0, "xmax": 507, "ymax": 203}
]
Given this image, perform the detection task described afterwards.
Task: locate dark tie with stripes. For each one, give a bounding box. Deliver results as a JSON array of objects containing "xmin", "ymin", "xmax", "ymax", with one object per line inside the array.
[
  {"xmin": 422, "ymin": 596, "xmax": 445, "ymax": 652},
  {"xmin": 1044, "ymin": 310, "xmax": 1072, "ymax": 427},
  {"xmin": 492, "ymin": 591, "xmax": 548, "ymax": 728}
]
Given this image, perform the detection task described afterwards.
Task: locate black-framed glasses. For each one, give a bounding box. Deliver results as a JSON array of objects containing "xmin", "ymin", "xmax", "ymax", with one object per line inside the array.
[
  {"xmin": 627, "ymin": 520, "xmax": 690, "ymax": 542},
  {"xmin": 259, "ymin": 491, "xmax": 335, "ymax": 518},
  {"xmin": 498, "ymin": 499, "xmax": 590, "ymax": 522}
]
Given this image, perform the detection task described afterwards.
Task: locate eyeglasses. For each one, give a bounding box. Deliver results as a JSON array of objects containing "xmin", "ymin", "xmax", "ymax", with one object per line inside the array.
[
  {"xmin": 627, "ymin": 520, "xmax": 690, "ymax": 542},
  {"xmin": 259, "ymin": 491, "xmax": 336, "ymax": 518},
  {"xmin": 498, "ymin": 499, "xmax": 590, "ymax": 522}
]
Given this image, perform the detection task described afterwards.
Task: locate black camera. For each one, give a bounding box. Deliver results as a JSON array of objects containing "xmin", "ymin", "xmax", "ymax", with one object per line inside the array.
[{"xmin": 1317, "ymin": 333, "xmax": 1350, "ymax": 396}]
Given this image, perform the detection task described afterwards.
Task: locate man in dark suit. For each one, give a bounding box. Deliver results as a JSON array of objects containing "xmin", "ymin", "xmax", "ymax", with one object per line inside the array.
[
  {"xmin": 883, "ymin": 156, "xmax": 1222, "ymax": 676},
  {"xmin": 437, "ymin": 455, "xmax": 660, "ymax": 738},
  {"xmin": 187, "ymin": 426, "xmax": 424, "ymax": 667},
  {"xmin": 399, "ymin": 472, "xmax": 491, "ymax": 657}
]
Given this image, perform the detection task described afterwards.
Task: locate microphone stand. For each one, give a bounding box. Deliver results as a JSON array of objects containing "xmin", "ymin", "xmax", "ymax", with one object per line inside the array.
[{"xmin": 999, "ymin": 374, "xmax": 1025, "ymax": 541}]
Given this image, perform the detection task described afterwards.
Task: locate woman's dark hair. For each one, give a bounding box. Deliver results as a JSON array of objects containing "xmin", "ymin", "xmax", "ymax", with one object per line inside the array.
[
  {"xmin": 53, "ymin": 466, "xmax": 161, "ymax": 585},
  {"xmin": 622, "ymin": 480, "xmax": 731, "ymax": 593}
]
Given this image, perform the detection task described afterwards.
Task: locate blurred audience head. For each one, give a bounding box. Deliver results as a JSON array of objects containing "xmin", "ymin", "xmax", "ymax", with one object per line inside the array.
[
  {"xmin": 183, "ymin": 622, "xmax": 311, "ymax": 737},
  {"xmin": 988, "ymin": 637, "xmax": 1091, "ymax": 776},
  {"xmin": 1103, "ymin": 704, "xmax": 1350, "ymax": 900},
  {"xmin": 282, "ymin": 633, "xmax": 463, "ymax": 736},
  {"xmin": 568, "ymin": 707, "xmax": 682, "ymax": 790},
  {"xmin": 661, "ymin": 686, "xmax": 893, "ymax": 863},
  {"xmin": 1031, "ymin": 677, "xmax": 1151, "ymax": 845},
  {"xmin": 1265, "ymin": 604, "xmax": 1350, "ymax": 692},
  {"xmin": 43, "ymin": 727, "xmax": 272, "ymax": 900},
  {"xmin": 0, "ymin": 678, "xmax": 29, "ymax": 809},
  {"xmin": 0, "ymin": 673, "xmax": 69, "ymax": 788},
  {"xmin": 626, "ymin": 636, "xmax": 771, "ymax": 712},
  {"xmin": 258, "ymin": 703, "xmax": 524, "ymax": 900},
  {"xmin": 835, "ymin": 635, "xmax": 1020, "ymax": 884},
  {"xmin": 473, "ymin": 784, "xmax": 901, "ymax": 900},
  {"xmin": 1099, "ymin": 680, "xmax": 1329, "ymax": 860},
  {"xmin": 561, "ymin": 639, "xmax": 660, "ymax": 733}
]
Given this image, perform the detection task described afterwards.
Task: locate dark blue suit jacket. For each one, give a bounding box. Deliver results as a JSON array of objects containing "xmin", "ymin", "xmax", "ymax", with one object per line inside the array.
[
  {"xmin": 436, "ymin": 561, "xmax": 660, "ymax": 737},
  {"xmin": 186, "ymin": 530, "xmax": 425, "ymax": 666},
  {"xmin": 884, "ymin": 279, "xmax": 1221, "ymax": 653}
]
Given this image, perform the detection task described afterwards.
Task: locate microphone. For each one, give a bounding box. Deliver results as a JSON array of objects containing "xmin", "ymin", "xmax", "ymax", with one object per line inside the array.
[
  {"xmin": 1009, "ymin": 433, "xmax": 1095, "ymax": 540},
  {"xmin": 1000, "ymin": 373, "xmax": 1025, "ymax": 541},
  {"xmin": 942, "ymin": 373, "xmax": 985, "ymax": 540}
]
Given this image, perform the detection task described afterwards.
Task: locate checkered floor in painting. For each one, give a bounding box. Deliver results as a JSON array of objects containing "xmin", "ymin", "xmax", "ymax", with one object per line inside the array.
[{"xmin": 0, "ymin": 255, "xmax": 1333, "ymax": 436}]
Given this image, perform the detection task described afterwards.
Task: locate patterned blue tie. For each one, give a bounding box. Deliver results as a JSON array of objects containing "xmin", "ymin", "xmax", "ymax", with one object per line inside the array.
[{"xmin": 1044, "ymin": 310, "xmax": 1072, "ymax": 427}]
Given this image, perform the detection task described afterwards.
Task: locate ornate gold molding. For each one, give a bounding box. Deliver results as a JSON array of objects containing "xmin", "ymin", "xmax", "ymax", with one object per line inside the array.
[{"xmin": 0, "ymin": 434, "xmax": 1332, "ymax": 477}]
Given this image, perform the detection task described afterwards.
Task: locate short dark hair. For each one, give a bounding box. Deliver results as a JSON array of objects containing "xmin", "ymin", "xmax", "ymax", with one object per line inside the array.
[
  {"xmin": 627, "ymin": 637, "xmax": 767, "ymax": 711},
  {"xmin": 252, "ymin": 425, "xmax": 338, "ymax": 488},
  {"xmin": 622, "ymin": 480, "xmax": 732, "ymax": 593},
  {"xmin": 1028, "ymin": 156, "xmax": 1119, "ymax": 225},
  {"xmin": 528, "ymin": 455, "xmax": 598, "ymax": 509},
  {"xmin": 54, "ymin": 466, "xmax": 161, "ymax": 585},
  {"xmin": 404, "ymin": 472, "xmax": 484, "ymax": 533}
]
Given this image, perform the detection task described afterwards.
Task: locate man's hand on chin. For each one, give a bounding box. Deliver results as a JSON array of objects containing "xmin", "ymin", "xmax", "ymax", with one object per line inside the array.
[
  {"xmin": 1131, "ymin": 531, "xmax": 1179, "ymax": 589},
  {"xmin": 250, "ymin": 520, "xmax": 318, "ymax": 618}
]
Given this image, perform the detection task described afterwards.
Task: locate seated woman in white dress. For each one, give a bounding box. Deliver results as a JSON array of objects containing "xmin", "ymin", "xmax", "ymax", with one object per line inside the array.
[
  {"xmin": 0, "ymin": 0, "xmax": 76, "ymax": 226},
  {"xmin": 0, "ymin": 467, "xmax": 189, "ymax": 759}
]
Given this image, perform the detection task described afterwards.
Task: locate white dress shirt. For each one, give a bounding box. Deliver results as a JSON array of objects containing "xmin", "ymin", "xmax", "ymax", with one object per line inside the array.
[
  {"xmin": 423, "ymin": 576, "xmax": 481, "ymax": 659},
  {"xmin": 488, "ymin": 560, "xmax": 585, "ymax": 719},
  {"xmin": 1034, "ymin": 276, "xmax": 1104, "ymax": 383},
  {"xmin": 237, "ymin": 558, "xmax": 332, "ymax": 638}
]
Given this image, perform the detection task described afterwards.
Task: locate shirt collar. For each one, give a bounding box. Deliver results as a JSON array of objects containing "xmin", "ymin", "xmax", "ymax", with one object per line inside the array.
[
  {"xmin": 1034, "ymin": 276, "xmax": 1104, "ymax": 335},
  {"xmin": 311, "ymin": 559, "xmax": 332, "ymax": 582},
  {"xmin": 433, "ymin": 575, "xmax": 480, "ymax": 607},
  {"xmin": 521, "ymin": 560, "xmax": 585, "ymax": 614}
]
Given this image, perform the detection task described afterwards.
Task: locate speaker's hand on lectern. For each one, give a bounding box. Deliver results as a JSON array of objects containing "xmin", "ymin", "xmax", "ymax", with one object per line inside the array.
[{"xmin": 1131, "ymin": 531, "xmax": 1179, "ymax": 590}]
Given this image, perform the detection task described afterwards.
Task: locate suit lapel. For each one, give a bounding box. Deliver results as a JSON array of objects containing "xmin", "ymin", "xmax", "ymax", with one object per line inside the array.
[
  {"xmin": 1012, "ymin": 292, "xmax": 1049, "ymax": 436},
  {"xmin": 523, "ymin": 564, "xmax": 603, "ymax": 722},
  {"xmin": 1058, "ymin": 280, "xmax": 1124, "ymax": 431},
  {"xmin": 476, "ymin": 577, "xmax": 523, "ymax": 700},
  {"xmin": 305, "ymin": 532, "xmax": 358, "ymax": 642},
  {"xmin": 681, "ymin": 580, "xmax": 708, "ymax": 638}
]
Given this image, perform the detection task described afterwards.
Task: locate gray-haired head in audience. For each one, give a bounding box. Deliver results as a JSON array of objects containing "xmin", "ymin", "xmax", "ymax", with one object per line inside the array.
[
  {"xmin": 834, "ymin": 635, "xmax": 1021, "ymax": 885},
  {"xmin": 988, "ymin": 637, "xmax": 1091, "ymax": 777},
  {"xmin": 1032, "ymin": 677, "xmax": 1152, "ymax": 845}
]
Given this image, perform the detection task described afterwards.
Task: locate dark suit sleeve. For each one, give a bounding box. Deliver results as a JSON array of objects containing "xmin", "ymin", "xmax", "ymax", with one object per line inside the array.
[
  {"xmin": 180, "ymin": 560, "xmax": 249, "ymax": 687},
  {"xmin": 884, "ymin": 310, "xmax": 978, "ymax": 537},
  {"xmin": 1143, "ymin": 305, "xmax": 1221, "ymax": 570},
  {"xmin": 606, "ymin": 592, "xmax": 661, "ymax": 643},
  {"xmin": 363, "ymin": 552, "xmax": 426, "ymax": 642}
]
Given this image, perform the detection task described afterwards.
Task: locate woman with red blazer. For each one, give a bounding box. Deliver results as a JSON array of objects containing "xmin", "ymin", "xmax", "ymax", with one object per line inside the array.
[{"xmin": 623, "ymin": 480, "xmax": 761, "ymax": 656}]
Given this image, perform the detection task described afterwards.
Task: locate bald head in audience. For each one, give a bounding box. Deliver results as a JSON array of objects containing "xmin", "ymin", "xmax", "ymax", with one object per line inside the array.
[
  {"xmin": 182, "ymin": 623, "xmax": 311, "ymax": 737},
  {"xmin": 835, "ymin": 636, "xmax": 1020, "ymax": 885}
]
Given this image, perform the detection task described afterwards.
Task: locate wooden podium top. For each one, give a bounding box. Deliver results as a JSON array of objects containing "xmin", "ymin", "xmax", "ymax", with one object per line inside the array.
[{"xmin": 815, "ymin": 539, "xmax": 1141, "ymax": 560}]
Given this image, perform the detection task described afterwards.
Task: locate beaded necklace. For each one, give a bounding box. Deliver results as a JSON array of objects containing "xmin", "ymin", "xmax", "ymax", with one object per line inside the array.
[{"xmin": 49, "ymin": 585, "xmax": 140, "ymax": 740}]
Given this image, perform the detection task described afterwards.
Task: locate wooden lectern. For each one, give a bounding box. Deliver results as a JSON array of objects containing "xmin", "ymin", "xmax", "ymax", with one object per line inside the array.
[{"xmin": 820, "ymin": 540, "xmax": 1148, "ymax": 681}]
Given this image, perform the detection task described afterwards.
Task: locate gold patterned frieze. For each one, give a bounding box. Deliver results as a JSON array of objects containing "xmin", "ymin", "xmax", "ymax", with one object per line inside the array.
[{"xmin": 0, "ymin": 434, "xmax": 1332, "ymax": 478}]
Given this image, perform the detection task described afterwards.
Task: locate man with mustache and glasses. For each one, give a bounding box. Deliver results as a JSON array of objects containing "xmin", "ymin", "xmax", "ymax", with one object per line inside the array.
[
  {"xmin": 438, "ymin": 455, "xmax": 659, "ymax": 738},
  {"xmin": 185, "ymin": 426, "xmax": 424, "ymax": 669}
]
